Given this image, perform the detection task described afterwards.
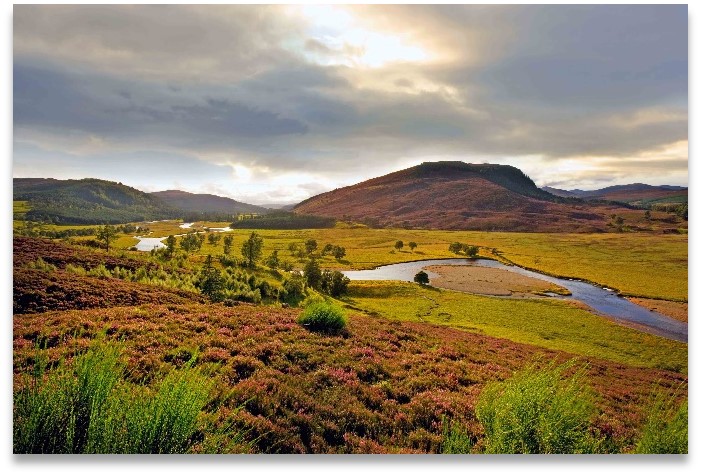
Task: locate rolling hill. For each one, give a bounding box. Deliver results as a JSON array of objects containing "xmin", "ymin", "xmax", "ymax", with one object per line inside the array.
[
  {"xmin": 150, "ymin": 190, "xmax": 269, "ymax": 216},
  {"xmin": 13, "ymin": 178, "xmax": 180, "ymax": 225},
  {"xmin": 542, "ymin": 184, "xmax": 688, "ymax": 206},
  {"xmin": 294, "ymin": 162, "xmax": 652, "ymax": 232}
]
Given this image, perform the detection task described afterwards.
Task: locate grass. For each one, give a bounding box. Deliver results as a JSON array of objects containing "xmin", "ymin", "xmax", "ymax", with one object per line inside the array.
[
  {"xmin": 13, "ymin": 340, "xmax": 214, "ymax": 454},
  {"xmin": 474, "ymin": 360, "xmax": 599, "ymax": 454},
  {"xmin": 635, "ymin": 392, "xmax": 688, "ymax": 454},
  {"xmin": 441, "ymin": 417, "xmax": 474, "ymax": 454},
  {"xmin": 13, "ymin": 200, "xmax": 30, "ymax": 214},
  {"xmin": 13, "ymin": 215, "xmax": 688, "ymax": 302},
  {"xmin": 343, "ymin": 281, "xmax": 687, "ymax": 373},
  {"xmin": 222, "ymin": 227, "xmax": 688, "ymax": 301}
]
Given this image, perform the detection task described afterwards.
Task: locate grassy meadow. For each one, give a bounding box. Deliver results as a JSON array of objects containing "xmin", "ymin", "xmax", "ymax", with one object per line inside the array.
[
  {"xmin": 172, "ymin": 225, "xmax": 687, "ymax": 302},
  {"xmin": 342, "ymin": 281, "xmax": 687, "ymax": 373}
]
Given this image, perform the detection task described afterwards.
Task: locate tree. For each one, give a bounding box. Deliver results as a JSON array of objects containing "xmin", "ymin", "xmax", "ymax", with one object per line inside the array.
[
  {"xmin": 165, "ymin": 235, "xmax": 177, "ymax": 258},
  {"xmin": 265, "ymin": 250, "xmax": 280, "ymax": 269},
  {"xmin": 463, "ymin": 244, "xmax": 479, "ymax": 258},
  {"xmin": 241, "ymin": 231, "xmax": 264, "ymax": 268},
  {"xmin": 414, "ymin": 271, "xmax": 429, "ymax": 285},
  {"xmin": 223, "ymin": 235, "xmax": 233, "ymax": 255},
  {"xmin": 305, "ymin": 239, "xmax": 318, "ymax": 255},
  {"xmin": 394, "ymin": 240, "xmax": 404, "ymax": 251},
  {"xmin": 449, "ymin": 242, "xmax": 463, "ymax": 254},
  {"xmin": 96, "ymin": 225, "xmax": 118, "ymax": 252},
  {"xmin": 197, "ymin": 255, "xmax": 224, "ymax": 301},
  {"xmin": 304, "ymin": 258, "xmax": 322, "ymax": 289},
  {"xmin": 644, "ymin": 210, "xmax": 652, "ymax": 221},
  {"xmin": 321, "ymin": 243, "xmax": 334, "ymax": 256},
  {"xmin": 321, "ymin": 270, "xmax": 350, "ymax": 297},
  {"xmin": 208, "ymin": 233, "xmax": 221, "ymax": 246},
  {"xmin": 332, "ymin": 245, "xmax": 346, "ymax": 260},
  {"xmin": 180, "ymin": 232, "xmax": 200, "ymax": 253},
  {"xmin": 408, "ymin": 242, "xmax": 417, "ymax": 251},
  {"xmin": 282, "ymin": 272, "xmax": 306, "ymax": 304}
]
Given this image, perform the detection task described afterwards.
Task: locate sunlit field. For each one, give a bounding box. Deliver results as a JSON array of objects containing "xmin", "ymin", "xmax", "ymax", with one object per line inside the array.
[{"xmin": 343, "ymin": 281, "xmax": 687, "ymax": 373}]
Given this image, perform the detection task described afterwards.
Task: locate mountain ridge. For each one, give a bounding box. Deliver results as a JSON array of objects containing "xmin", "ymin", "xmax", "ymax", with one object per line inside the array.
[{"xmin": 150, "ymin": 190, "xmax": 270, "ymax": 216}]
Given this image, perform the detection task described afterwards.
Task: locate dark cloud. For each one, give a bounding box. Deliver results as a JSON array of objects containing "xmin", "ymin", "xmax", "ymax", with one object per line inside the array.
[
  {"xmin": 14, "ymin": 61, "xmax": 308, "ymax": 147},
  {"xmin": 12, "ymin": 4, "xmax": 688, "ymax": 199}
]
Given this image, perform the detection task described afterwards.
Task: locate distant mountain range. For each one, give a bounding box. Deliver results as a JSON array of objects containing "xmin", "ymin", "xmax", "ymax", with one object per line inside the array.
[
  {"xmin": 13, "ymin": 178, "xmax": 180, "ymax": 224},
  {"xmin": 151, "ymin": 190, "xmax": 269, "ymax": 215},
  {"xmin": 13, "ymin": 178, "xmax": 268, "ymax": 225},
  {"xmin": 541, "ymin": 184, "xmax": 687, "ymax": 206},
  {"xmin": 294, "ymin": 161, "xmax": 680, "ymax": 232},
  {"xmin": 14, "ymin": 166, "xmax": 688, "ymax": 231}
]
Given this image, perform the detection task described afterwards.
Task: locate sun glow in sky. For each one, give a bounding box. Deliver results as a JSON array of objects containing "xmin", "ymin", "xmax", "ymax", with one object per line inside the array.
[
  {"xmin": 297, "ymin": 5, "xmax": 429, "ymax": 68},
  {"xmin": 12, "ymin": 4, "xmax": 688, "ymax": 204}
]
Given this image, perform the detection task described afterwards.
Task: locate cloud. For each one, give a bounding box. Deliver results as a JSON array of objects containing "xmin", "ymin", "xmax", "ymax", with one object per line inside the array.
[{"xmin": 13, "ymin": 4, "xmax": 688, "ymax": 200}]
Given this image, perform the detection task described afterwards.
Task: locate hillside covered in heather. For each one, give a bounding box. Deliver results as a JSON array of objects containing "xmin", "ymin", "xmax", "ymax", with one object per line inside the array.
[{"xmin": 294, "ymin": 162, "xmax": 659, "ymax": 232}]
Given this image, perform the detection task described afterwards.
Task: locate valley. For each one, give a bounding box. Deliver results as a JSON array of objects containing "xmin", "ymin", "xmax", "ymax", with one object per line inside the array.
[{"xmin": 12, "ymin": 163, "xmax": 688, "ymax": 454}]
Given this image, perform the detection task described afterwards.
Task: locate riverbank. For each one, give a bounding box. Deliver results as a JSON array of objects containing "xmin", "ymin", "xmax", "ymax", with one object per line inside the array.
[
  {"xmin": 628, "ymin": 297, "xmax": 688, "ymax": 323},
  {"xmin": 424, "ymin": 264, "xmax": 570, "ymax": 298}
]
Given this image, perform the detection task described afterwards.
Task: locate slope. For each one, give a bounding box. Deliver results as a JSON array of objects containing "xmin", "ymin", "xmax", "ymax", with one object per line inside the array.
[
  {"xmin": 151, "ymin": 190, "xmax": 270, "ymax": 216},
  {"xmin": 13, "ymin": 178, "xmax": 179, "ymax": 225},
  {"xmin": 294, "ymin": 162, "xmax": 638, "ymax": 232}
]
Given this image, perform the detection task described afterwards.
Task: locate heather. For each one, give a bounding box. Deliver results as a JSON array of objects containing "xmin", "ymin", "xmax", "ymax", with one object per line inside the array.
[{"xmin": 13, "ymin": 303, "xmax": 687, "ymax": 453}]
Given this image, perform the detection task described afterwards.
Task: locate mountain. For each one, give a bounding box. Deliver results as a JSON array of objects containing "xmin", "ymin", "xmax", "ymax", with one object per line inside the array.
[
  {"xmin": 294, "ymin": 161, "xmax": 645, "ymax": 232},
  {"xmin": 541, "ymin": 186, "xmax": 580, "ymax": 198},
  {"xmin": 13, "ymin": 178, "xmax": 179, "ymax": 225},
  {"xmin": 150, "ymin": 190, "xmax": 269, "ymax": 216},
  {"xmin": 541, "ymin": 183, "xmax": 688, "ymax": 206}
]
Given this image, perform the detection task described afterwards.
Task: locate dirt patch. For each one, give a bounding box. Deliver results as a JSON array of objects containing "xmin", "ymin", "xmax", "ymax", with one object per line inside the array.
[
  {"xmin": 424, "ymin": 265, "xmax": 569, "ymax": 298},
  {"xmin": 628, "ymin": 297, "xmax": 688, "ymax": 323}
]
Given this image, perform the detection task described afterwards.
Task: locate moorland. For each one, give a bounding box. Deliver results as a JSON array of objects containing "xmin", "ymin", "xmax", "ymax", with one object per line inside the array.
[{"xmin": 12, "ymin": 162, "xmax": 688, "ymax": 454}]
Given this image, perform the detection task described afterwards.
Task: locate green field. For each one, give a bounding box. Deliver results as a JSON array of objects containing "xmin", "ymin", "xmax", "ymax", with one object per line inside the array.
[
  {"xmin": 220, "ymin": 227, "xmax": 688, "ymax": 302},
  {"xmin": 18, "ymin": 215, "xmax": 686, "ymax": 302},
  {"xmin": 343, "ymin": 281, "xmax": 687, "ymax": 373}
]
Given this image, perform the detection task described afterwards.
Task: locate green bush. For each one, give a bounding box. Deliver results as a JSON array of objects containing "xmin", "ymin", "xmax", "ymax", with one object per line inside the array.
[
  {"xmin": 297, "ymin": 302, "xmax": 347, "ymax": 333},
  {"xmin": 14, "ymin": 340, "xmax": 213, "ymax": 454},
  {"xmin": 14, "ymin": 341, "xmax": 124, "ymax": 453},
  {"xmin": 441, "ymin": 417, "xmax": 474, "ymax": 454},
  {"xmin": 635, "ymin": 394, "xmax": 688, "ymax": 454},
  {"xmin": 475, "ymin": 359, "xmax": 599, "ymax": 454}
]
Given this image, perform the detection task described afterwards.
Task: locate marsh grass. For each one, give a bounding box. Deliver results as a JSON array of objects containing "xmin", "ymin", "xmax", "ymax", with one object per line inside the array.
[
  {"xmin": 635, "ymin": 391, "xmax": 688, "ymax": 454},
  {"xmin": 475, "ymin": 360, "xmax": 599, "ymax": 454},
  {"xmin": 14, "ymin": 341, "xmax": 213, "ymax": 454}
]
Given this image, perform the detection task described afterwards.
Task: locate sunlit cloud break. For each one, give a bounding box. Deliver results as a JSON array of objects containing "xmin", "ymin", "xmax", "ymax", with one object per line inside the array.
[{"xmin": 13, "ymin": 4, "xmax": 687, "ymax": 204}]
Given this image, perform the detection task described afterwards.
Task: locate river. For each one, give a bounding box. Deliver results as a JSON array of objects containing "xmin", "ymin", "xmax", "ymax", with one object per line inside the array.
[{"xmin": 342, "ymin": 258, "xmax": 687, "ymax": 343}]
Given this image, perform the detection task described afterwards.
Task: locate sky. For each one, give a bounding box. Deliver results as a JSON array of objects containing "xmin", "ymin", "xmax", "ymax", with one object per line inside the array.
[{"xmin": 12, "ymin": 3, "xmax": 688, "ymax": 205}]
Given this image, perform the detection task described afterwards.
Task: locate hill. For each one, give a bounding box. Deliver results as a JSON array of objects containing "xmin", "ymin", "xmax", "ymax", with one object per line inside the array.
[
  {"xmin": 542, "ymin": 184, "xmax": 688, "ymax": 207},
  {"xmin": 294, "ymin": 162, "xmax": 643, "ymax": 232},
  {"xmin": 150, "ymin": 190, "xmax": 269, "ymax": 218},
  {"xmin": 13, "ymin": 178, "xmax": 179, "ymax": 225}
]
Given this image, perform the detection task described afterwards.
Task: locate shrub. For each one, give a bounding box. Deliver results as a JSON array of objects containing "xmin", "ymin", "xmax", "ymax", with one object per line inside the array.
[
  {"xmin": 14, "ymin": 341, "xmax": 124, "ymax": 453},
  {"xmin": 635, "ymin": 394, "xmax": 688, "ymax": 454},
  {"xmin": 297, "ymin": 302, "xmax": 347, "ymax": 334},
  {"xmin": 475, "ymin": 360, "xmax": 599, "ymax": 454},
  {"xmin": 13, "ymin": 340, "xmax": 214, "ymax": 454},
  {"xmin": 441, "ymin": 417, "xmax": 474, "ymax": 454},
  {"xmin": 414, "ymin": 271, "xmax": 429, "ymax": 285}
]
